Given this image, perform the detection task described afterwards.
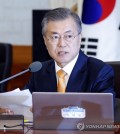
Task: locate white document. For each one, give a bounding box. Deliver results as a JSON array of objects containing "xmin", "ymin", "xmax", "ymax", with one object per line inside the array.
[{"xmin": 0, "ymin": 88, "xmax": 33, "ymax": 121}]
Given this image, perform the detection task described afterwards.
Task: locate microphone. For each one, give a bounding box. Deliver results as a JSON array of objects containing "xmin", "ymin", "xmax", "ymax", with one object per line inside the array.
[{"xmin": 0, "ymin": 61, "xmax": 42, "ymax": 84}]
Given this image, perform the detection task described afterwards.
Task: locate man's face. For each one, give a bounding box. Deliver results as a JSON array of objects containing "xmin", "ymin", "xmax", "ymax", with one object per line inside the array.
[{"xmin": 43, "ymin": 17, "xmax": 81, "ymax": 67}]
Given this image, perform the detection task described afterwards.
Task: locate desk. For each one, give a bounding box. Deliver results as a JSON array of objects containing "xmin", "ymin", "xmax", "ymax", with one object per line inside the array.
[{"xmin": 0, "ymin": 130, "xmax": 118, "ymax": 134}]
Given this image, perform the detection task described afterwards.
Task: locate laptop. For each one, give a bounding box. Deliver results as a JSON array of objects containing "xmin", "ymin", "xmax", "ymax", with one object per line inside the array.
[{"xmin": 32, "ymin": 92, "xmax": 114, "ymax": 130}]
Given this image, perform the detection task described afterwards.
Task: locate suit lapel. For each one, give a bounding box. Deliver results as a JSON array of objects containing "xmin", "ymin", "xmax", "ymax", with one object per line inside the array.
[
  {"xmin": 66, "ymin": 50, "xmax": 88, "ymax": 92},
  {"xmin": 46, "ymin": 61, "xmax": 57, "ymax": 92}
]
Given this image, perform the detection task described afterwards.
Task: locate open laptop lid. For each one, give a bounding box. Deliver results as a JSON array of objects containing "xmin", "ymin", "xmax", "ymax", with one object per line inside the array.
[{"xmin": 32, "ymin": 92, "xmax": 114, "ymax": 130}]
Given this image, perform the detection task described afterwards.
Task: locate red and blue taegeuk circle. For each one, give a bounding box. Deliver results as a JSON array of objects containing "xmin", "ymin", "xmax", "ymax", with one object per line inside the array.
[{"xmin": 82, "ymin": 0, "xmax": 116, "ymax": 24}]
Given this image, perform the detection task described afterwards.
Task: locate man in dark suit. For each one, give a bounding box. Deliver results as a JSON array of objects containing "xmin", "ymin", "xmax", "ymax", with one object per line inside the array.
[
  {"xmin": 0, "ymin": 7, "xmax": 115, "ymax": 115},
  {"xmin": 24, "ymin": 7, "xmax": 115, "ymax": 97}
]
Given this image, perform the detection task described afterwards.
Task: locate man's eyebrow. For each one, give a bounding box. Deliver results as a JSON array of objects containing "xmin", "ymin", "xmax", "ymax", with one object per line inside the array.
[
  {"xmin": 47, "ymin": 30, "xmax": 73, "ymax": 35},
  {"xmin": 65, "ymin": 30, "xmax": 72, "ymax": 33},
  {"xmin": 52, "ymin": 32, "xmax": 59, "ymax": 34},
  {"xmin": 47, "ymin": 31, "xmax": 59, "ymax": 35}
]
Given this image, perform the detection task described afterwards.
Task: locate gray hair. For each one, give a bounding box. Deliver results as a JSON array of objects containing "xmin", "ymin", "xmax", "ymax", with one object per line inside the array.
[{"xmin": 41, "ymin": 7, "xmax": 82, "ymax": 35}]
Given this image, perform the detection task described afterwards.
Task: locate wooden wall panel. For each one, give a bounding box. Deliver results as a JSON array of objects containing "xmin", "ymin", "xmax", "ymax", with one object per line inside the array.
[{"xmin": 7, "ymin": 45, "xmax": 32, "ymax": 91}]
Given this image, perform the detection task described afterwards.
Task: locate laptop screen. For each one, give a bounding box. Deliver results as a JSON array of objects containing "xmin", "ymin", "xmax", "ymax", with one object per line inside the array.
[{"xmin": 32, "ymin": 92, "xmax": 114, "ymax": 130}]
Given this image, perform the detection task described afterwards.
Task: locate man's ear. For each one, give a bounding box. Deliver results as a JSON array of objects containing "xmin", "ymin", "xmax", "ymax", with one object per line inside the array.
[
  {"xmin": 43, "ymin": 36, "xmax": 48, "ymax": 49},
  {"xmin": 43, "ymin": 36, "xmax": 47, "ymax": 47}
]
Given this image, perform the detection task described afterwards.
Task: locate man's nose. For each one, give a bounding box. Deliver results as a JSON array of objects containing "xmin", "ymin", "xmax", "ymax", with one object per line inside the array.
[{"xmin": 58, "ymin": 36, "xmax": 66, "ymax": 47}]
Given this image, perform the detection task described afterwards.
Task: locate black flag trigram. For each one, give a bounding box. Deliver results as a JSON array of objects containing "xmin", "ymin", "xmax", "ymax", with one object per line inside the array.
[{"xmin": 81, "ymin": 37, "xmax": 99, "ymax": 57}]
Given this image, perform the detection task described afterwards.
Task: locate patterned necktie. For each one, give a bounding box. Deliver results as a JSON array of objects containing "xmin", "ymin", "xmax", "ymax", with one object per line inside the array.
[{"xmin": 57, "ymin": 69, "xmax": 67, "ymax": 93}]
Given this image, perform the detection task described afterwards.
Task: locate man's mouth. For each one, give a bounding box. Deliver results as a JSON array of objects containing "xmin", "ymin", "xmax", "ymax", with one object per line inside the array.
[{"xmin": 58, "ymin": 51, "xmax": 68, "ymax": 56}]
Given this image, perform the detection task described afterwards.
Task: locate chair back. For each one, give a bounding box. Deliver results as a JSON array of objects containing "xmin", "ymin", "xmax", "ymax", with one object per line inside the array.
[
  {"xmin": 0, "ymin": 43, "xmax": 12, "ymax": 92},
  {"xmin": 106, "ymin": 61, "xmax": 120, "ymax": 98}
]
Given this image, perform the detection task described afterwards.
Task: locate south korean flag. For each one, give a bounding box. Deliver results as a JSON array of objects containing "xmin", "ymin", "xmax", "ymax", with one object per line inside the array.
[{"xmin": 78, "ymin": 0, "xmax": 120, "ymax": 61}]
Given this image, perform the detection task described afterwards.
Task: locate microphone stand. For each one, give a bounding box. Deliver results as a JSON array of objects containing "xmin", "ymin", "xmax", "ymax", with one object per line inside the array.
[{"xmin": 0, "ymin": 69, "xmax": 29, "ymax": 84}]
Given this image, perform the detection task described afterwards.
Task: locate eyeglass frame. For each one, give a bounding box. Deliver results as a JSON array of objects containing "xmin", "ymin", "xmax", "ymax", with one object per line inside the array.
[{"xmin": 45, "ymin": 32, "xmax": 81, "ymax": 44}]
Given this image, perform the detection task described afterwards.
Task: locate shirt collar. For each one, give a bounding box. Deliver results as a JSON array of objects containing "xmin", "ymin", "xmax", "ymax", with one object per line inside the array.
[{"xmin": 55, "ymin": 54, "xmax": 79, "ymax": 76}]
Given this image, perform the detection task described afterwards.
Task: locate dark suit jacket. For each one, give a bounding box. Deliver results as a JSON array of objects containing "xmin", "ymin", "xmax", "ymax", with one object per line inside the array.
[{"xmin": 24, "ymin": 50, "xmax": 115, "ymax": 97}]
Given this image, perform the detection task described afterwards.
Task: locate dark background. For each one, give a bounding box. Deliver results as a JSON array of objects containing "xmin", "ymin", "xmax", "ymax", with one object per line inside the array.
[{"xmin": 32, "ymin": 10, "xmax": 51, "ymax": 62}]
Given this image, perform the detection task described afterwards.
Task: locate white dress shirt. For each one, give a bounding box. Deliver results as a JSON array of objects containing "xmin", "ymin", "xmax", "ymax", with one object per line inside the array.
[{"xmin": 55, "ymin": 54, "xmax": 79, "ymax": 86}]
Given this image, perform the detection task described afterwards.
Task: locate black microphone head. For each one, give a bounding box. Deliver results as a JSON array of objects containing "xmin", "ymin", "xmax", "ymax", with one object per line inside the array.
[{"xmin": 29, "ymin": 61, "xmax": 42, "ymax": 72}]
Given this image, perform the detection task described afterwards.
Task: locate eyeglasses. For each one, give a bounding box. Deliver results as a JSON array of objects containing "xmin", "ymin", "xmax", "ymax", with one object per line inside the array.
[{"xmin": 46, "ymin": 32, "xmax": 81, "ymax": 44}]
